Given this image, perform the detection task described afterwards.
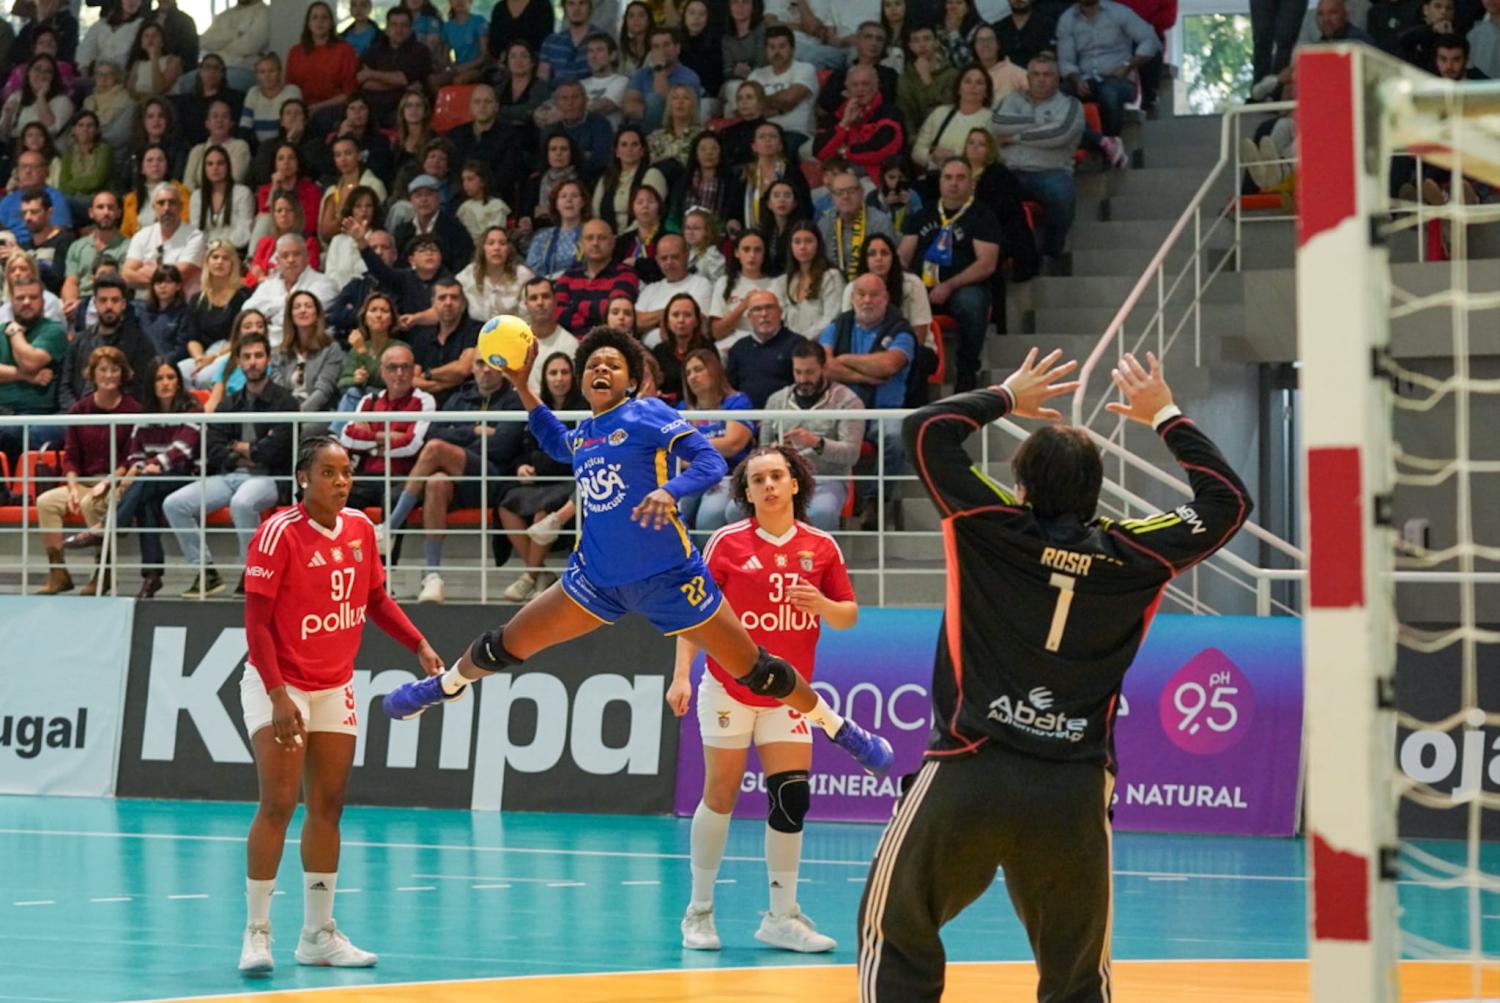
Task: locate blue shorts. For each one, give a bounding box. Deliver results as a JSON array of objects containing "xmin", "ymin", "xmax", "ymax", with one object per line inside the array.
[{"xmin": 561, "ymin": 554, "xmax": 723, "ymax": 635}]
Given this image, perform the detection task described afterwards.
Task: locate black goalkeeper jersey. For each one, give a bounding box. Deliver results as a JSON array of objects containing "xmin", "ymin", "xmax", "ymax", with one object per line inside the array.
[{"xmin": 903, "ymin": 388, "xmax": 1252, "ymax": 770}]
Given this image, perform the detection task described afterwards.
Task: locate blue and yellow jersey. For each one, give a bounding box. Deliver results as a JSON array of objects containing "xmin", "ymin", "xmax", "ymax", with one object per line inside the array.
[{"xmin": 530, "ymin": 396, "xmax": 729, "ymax": 587}]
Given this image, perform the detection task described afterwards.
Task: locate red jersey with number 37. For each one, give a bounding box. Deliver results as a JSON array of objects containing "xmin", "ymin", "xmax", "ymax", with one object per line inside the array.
[
  {"xmin": 701, "ymin": 519, "xmax": 855, "ymax": 707},
  {"xmin": 243, "ymin": 505, "xmax": 385, "ymax": 691}
]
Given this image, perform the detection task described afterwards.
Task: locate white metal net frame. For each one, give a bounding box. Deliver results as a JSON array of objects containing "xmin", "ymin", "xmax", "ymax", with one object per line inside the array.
[{"xmin": 1298, "ymin": 43, "xmax": 1500, "ymax": 1003}]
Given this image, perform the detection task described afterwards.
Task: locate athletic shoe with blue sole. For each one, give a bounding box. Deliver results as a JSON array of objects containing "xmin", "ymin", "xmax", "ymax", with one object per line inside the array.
[
  {"xmin": 831, "ymin": 719, "xmax": 895, "ymax": 776},
  {"xmin": 382, "ymin": 675, "xmax": 465, "ymax": 720}
]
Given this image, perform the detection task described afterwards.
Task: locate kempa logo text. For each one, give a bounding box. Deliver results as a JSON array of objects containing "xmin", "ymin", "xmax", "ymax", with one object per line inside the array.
[{"xmin": 136, "ymin": 626, "xmax": 666, "ymax": 808}]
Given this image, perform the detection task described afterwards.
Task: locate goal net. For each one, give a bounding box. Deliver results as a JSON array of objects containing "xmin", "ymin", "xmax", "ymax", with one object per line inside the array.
[{"xmin": 1297, "ymin": 44, "xmax": 1500, "ymax": 1003}]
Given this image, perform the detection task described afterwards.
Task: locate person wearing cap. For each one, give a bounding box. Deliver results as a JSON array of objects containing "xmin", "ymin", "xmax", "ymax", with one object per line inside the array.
[
  {"xmin": 340, "ymin": 214, "xmax": 450, "ymax": 327},
  {"xmin": 392, "ymin": 172, "xmax": 474, "ymax": 272}
]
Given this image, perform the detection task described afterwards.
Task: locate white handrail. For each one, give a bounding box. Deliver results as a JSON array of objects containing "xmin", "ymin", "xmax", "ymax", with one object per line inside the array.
[{"xmin": 1070, "ymin": 101, "xmax": 1296, "ymax": 427}]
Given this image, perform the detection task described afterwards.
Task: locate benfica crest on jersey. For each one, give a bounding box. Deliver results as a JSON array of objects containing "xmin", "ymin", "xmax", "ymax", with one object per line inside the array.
[
  {"xmin": 350, "ymin": 539, "xmax": 364, "ymax": 562},
  {"xmin": 798, "ymin": 550, "xmax": 815, "ymax": 572}
]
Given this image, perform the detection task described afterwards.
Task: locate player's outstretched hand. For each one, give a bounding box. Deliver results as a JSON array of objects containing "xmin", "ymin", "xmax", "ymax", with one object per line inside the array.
[
  {"xmin": 665, "ymin": 677, "xmax": 692, "ymax": 717},
  {"xmin": 998, "ymin": 347, "xmax": 1081, "ymax": 420},
  {"xmin": 505, "ymin": 339, "xmax": 539, "ymax": 385},
  {"xmin": 631, "ymin": 487, "xmax": 678, "ymax": 531},
  {"xmin": 417, "ymin": 639, "xmax": 444, "ymax": 677},
  {"xmin": 1104, "ymin": 351, "xmax": 1174, "ymax": 426}
]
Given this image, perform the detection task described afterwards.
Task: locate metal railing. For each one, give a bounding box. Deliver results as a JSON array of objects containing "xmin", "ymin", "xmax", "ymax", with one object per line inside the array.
[
  {"xmin": 1073, "ymin": 100, "xmax": 1297, "ymax": 434},
  {"xmin": 0, "ymin": 406, "xmax": 1298, "ymax": 615},
  {"xmin": 1057, "ymin": 102, "xmax": 1309, "ymax": 606}
]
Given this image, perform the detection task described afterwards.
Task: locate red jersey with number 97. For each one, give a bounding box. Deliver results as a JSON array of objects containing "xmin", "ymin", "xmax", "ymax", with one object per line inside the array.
[
  {"xmin": 701, "ymin": 518, "xmax": 855, "ymax": 707},
  {"xmin": 243, "ymin": 505, "xmax": 384, "ymax": 691}
]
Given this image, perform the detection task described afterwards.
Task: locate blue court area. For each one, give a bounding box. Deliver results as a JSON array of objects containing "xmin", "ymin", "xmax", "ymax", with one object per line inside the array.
[{"xmin": 0, "ymin": 795, "xmax": 1490, "ymax": 1002}]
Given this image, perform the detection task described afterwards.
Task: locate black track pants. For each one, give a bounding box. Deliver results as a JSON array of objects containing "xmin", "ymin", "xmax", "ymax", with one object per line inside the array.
[{"xmin": 856, "ymin": 746, "xmax": 1116, "ymax": 1003}]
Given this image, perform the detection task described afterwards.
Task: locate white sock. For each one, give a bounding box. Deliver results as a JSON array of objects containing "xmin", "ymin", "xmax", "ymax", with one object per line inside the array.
[
  {"xmin": 303, "ymin": 871, "xmax": 336, "ymax": 933},
  {"xmin": 246, "ymin": 877, "xmax": 274, "ymax": 927},
  {"xmin": 690, "ymin": 801, "xmax": 732, "ymax": 910},
  {"xmin": 440, "ymin": 663, "xmax": 470, "ymax": 696},
  {"xmin": 804, "ymin": 695, "xmax": 844, "ymax": 739},
  {"xmin": 766, "ymin": 825, "xmax": 803, "ymax": 917}
]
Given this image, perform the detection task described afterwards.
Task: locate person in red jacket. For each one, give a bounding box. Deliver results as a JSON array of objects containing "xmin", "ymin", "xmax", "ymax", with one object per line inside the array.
[
  {"xmin": 237, "ymin": 434, "xmax": 444, "ymax": 975},
  {"xmin": 815, "ymin": 65, "xmax": 905, "ymax": 183},
  {"xmin": 337, "ymin": 341, "xmax": 437, "ymax": 511}
]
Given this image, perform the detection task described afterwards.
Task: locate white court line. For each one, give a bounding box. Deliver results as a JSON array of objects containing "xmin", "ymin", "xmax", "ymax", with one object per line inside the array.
[
  {"xmin": 91, "ymin": 896, "xmax": 132, "ymax": 903},
  {"xmin": 1147, "ymin": 876, "xmax": 1189, "ymax": 883},
  {"xmin": 715, "ymin": 879, "xmax": 736, "ymax": 884},
  {"xmin": 13, "ymin": 900, "xmax": 53, "ymax": 907},
  {"xmin": 0, "ymin": 828, "xmax": 1318, "ymax": 884},
  {"xmin": 396, "ymin": 886, "xmax": 436, "ymax": 892},
  {"xmin": 411, "ymin": 874, "xmax": 577, "ymax": 884},
  {"xmin": 621, "ymin": 880, "xmax": 660, "ymax": 886},
  {"xmin": 334, "ymin": 888, "xmax": 361, "ymax": 894},
  {"xmin": 471, "ymin": 883, "xmax": 511, "ymax": 890},
  {"xmin": 167, "ymin": 894, "xmax": 209, "ymax": 900},
  {"xmin": 546, "ymin": 881, "xmax": 586, "ymax": 888},
  {"xmin": 118, "ymin": 959, "xmax": 1315, "ymax": 1003}
]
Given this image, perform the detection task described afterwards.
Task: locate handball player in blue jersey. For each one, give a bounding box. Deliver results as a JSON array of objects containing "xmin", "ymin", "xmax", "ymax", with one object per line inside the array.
[{"xmin": 384, "ymin": 327, "xmax": 893, "ymax": 774}]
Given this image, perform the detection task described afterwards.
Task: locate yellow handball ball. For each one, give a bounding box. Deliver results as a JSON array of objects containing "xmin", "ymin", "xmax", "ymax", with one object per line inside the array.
[{"xmin": 476, "ymin": 314, "xmax": 535, "ymax": 371}]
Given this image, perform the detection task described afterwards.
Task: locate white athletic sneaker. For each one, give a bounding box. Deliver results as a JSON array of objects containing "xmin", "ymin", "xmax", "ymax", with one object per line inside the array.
[
  {"xmin": 1251, "ymin": 74, "xmax": 1281, "ymax": 101},
  {"xmin": 527, "ymin": 513, "xmax": 563, "ymax": 546},
  {"xmin": 374, "ymin": 522, "xmax": 394, "ymax": 558},
  {"xmin": 417, "ymin": 572, "xmax": 446, "ymax": 604},
  {"xmin": 681, "ymin": 904, "xmax": 721, "ymax": 950},
  {"xmin": 502, "ymin": 571, "xmax": 536, "ymax": 602},
  {"xmin": 294, "ymin": 922, "xmax": 378, "ymax": 967},
  {"xmin": 532, "ymin": 571, "xmax": 557, "ymax": 594},
  {"xmin": 238, "ymin": 922, "xmax": 274, "ymax": 974},
  {"xmin": 755, "ymin": 908, "xmax": 837, "ymax": 953}
]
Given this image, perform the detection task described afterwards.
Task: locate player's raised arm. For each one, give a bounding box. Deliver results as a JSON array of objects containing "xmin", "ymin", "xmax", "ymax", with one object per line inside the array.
[
  {"xmin": 514, "ymin": 340, "xmax": 574, "ymax": 465},
  {"xmin": 1105, "ymin": 352, "xmax": 1253, "ymax": 571},
  {"xmin": 504, "ymin": 341, "xmax": 542, "ymax": 410},
  {"xmin": 903, "ymin": 348, "xmax": 1080, "ymax": 518}
]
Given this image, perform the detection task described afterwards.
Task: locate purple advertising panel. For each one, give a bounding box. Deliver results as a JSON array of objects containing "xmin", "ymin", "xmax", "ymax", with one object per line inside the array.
[
  {"xmin": 1110, "ymin": 614, "xmax": 1304, "ymax": 835},
  {"xmin": 673, "ymin": 611, "xmax": 1304, "ymax": 835}
]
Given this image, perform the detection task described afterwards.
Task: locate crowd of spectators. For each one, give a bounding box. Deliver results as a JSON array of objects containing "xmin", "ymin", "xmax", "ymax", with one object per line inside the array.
[{"xmin": 0, "ymin": 0, "xmax": 1163, "ymax": 601}]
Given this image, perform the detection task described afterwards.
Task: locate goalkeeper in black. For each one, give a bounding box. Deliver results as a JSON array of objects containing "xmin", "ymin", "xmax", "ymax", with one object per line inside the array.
[{"xmin": 856, "ymin": 349, "xmax": 1252, "ymax": 1003}]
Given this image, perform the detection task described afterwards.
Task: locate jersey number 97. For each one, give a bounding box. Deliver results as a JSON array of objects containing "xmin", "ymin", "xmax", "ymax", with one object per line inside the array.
[{"xmin": 330, "ymin": 567, "xmax": 356, "ymax": 603}]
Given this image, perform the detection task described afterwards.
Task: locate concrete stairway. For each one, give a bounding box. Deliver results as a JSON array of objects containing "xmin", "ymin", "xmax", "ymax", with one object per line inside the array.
[{"xmin": 861, "ymin": 111, "xmax": 1259, "ymax": 608}]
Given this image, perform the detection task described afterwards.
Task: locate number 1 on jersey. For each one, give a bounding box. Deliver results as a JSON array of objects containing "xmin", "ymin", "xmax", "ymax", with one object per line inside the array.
[{"xmin": 1045, "ymin": 572, "xmax": 1076, "ymax": 652}]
